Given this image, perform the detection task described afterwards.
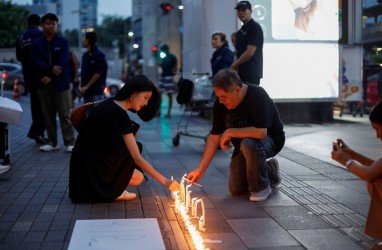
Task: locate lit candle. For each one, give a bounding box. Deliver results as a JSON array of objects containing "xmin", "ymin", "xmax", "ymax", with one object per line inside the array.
[
  {"xmin": 191, "ymin": 197, "xmax": 197, "ymax": 217},
  {"xmin": 170, "ymin": 175, "xmax": 210, "ymax": 249},
  {"xmin": 185, "ymin": 184, "xmax": 191, "ymax": 209},
  {"xmin": 198, "ymin": 199, "xmax": 206, "ymax": 232},
  {"xmin": 180, "ymin": 174, "xmax": 187, "ymax": 201}
]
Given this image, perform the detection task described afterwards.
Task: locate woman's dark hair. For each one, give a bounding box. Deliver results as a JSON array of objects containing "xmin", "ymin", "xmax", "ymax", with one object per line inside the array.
[
  {"xmin": 212, "ymin": 32, "xmax": 229, "ymax": 48},
  {"xmin": 114, "ymin": 75, "xmax": 160, "ymax": 122},
  {"xmin": 369, "ymin": 101, "xmax": 382, "ymax": 124}
]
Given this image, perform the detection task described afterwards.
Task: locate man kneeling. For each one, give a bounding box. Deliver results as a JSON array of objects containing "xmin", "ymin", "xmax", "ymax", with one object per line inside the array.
[{"xmin": 188, "ymin": 69, "xmax": 285, "ymax": 202}]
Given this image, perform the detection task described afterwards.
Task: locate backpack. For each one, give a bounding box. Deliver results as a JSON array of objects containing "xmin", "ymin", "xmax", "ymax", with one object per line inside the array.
[{"xmin": 176, "ymin": 78, "xmax": 194, "ymax": 105}]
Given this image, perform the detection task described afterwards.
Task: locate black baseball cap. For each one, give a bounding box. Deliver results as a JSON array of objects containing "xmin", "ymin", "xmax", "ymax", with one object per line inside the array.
[{"xmin": 235, "ymin": 1, "xmax": 252, "ymax": 10}]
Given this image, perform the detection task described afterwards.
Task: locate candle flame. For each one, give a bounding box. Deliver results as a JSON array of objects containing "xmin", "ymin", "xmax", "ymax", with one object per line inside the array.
[{"xmin": 172, "ymin": 191, "xmax": 205, "ymax": 250}]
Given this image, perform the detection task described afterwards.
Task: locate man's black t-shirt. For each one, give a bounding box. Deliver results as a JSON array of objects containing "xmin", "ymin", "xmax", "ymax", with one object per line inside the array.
[
  {"xmin": 236, "ymin": 19, "xmax": 264, "ymax": 84},
  {"xmin": 211, "ymin": 85, "xmax": 285, "ymax": 154}
]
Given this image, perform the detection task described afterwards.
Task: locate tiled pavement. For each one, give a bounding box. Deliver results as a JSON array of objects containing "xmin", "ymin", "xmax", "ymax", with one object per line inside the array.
[{"xmin": 0, "ymin": 91, "xmax": 380, "ymax": 250}]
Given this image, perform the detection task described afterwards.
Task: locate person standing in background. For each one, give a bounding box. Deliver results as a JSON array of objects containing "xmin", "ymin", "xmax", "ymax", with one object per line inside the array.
[
  {"xmin": 210, "ymin": 32, "xmax": 234, "ymax": 77},
  {"xmin": 158, "ymin": 44, "xmax": 177, "ymax": 118},
  {"xmin": 80, "ymin": 32, "xmax": 107, "ymax": 103},
  {"xmin": 230, "ymin": 1, "xmax": 264, "ymax": 85},
  {"xmin": 68, "ymin": 50, "xmax": 80, "ymax": 108},
  {"xmin": 231, "ymin": 31, "xmax": 237, "ymax": 60},
  {"xmin": 31, "ymin": 13, "xmax": 75, "ymax": 152},
  {"xmin": 16, "ymin": 14, "xmax": 47, "ymax": 144}
]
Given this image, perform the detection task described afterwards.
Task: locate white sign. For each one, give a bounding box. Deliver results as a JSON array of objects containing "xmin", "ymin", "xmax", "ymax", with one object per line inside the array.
[{"xmin": 68, "ymin": 218, "xmax": 165, "ymax": 250}]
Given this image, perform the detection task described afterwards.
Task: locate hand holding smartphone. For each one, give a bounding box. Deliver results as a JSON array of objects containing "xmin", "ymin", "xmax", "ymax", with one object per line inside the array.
[{"xmin": 332, "ymin": 140, "xmax": 345, "ymax": 151}]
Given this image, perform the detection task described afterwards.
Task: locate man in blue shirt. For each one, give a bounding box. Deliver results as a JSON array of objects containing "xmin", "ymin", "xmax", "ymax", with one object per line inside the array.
[
  {"xmin": 16, "ymin": 14, "xmax": 47, "ymax": 144},
  {"xmin": 80, "ymin": 32, "xmax": 107, "ymax": 103},
  {"xmin": 31, "ymin": 13, "xmax": 75, "ymax": 152}
]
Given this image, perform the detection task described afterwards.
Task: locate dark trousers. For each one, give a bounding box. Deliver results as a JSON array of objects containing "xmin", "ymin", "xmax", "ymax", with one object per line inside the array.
[
  {"xmin": 37, "ymin": 86, "xmax": 75, "ymax": 146},
  {"xmin": 228, "ymin": 137, "xmax": 277, "ymax": 194},
  {"xmin": 24, "ymin": 74, "xmax": 46, "ymax": 137}
]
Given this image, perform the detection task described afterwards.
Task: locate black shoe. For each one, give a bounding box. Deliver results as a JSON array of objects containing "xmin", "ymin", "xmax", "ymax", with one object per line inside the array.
[{"xmin": 28, "ymin": 134, "xmax": 48, "ymax": 144}]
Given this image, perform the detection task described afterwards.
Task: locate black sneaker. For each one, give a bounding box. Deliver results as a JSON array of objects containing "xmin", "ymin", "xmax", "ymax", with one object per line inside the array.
[
  {"xmin": 267, "ymin": 158, "xmax": 281, "ymax": 188},
  {"xmin": 28, "ymin": 133, "xmax": 48, "ymax": 144}
]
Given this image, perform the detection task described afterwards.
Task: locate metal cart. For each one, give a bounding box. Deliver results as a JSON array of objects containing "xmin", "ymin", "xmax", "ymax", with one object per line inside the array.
[{"xmin": 172, "ymin": 73, "xmax": 214, "ymax": 147}]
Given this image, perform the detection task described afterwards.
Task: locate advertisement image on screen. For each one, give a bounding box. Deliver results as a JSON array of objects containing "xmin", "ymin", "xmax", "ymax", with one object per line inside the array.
[
  {"xmin": 272, "ymin": 0, "xmax": 339, "ymax": 42},
  {"xmin": 245, "ymin": 0, "xmax": 340, "ymax": 101}
]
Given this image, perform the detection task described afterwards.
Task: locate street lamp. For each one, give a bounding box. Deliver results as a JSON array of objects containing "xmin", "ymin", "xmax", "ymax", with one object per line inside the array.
[{"xmin": 123, "ymin": 26, "xmax": 134, "ymax": 81}]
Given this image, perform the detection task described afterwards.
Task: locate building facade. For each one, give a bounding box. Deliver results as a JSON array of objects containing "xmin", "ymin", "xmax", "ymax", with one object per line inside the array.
[
  {"xmin": 363, "ymin": 0, "xmax": 382, "ymax": 57},
  {"xmin": 27, "ymin": 0, "xmax": 97, "ymax": 33}
]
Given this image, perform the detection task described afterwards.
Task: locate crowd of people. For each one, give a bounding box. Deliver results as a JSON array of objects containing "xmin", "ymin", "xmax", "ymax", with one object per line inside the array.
[
  {"xmin": 7, "ymin": 1, "xmax": 381, "ymax": 245},
  {"xmin": 10, "ymin": 1, "xmax": 280, "ymax": 204},
  {"xmin": 15, "ymin": 13, "xmax": 108, "ymax": 153}
]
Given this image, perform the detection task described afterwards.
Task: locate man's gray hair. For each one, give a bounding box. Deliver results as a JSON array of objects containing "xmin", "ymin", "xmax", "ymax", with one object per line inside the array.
[{"xmin": 212, "ymin": 69, "xmax": 243, "ymax": 92}]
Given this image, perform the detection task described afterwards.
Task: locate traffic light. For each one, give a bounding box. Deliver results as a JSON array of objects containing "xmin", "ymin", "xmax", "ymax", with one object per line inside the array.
[
  {"xmin": 159, "ymin": 44, "xmax": 168, "ymax": 59},
  {"xmin": 151, "ymin": 45, "xmax": 158, "ymax": 56},
  {"xmin": 160, "ymin": 3, "xmax": 172, "ymax": 14}
]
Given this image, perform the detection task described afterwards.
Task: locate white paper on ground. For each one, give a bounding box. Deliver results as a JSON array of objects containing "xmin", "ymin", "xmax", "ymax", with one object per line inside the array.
[{"xmin": 68, "ymin": 218, "xmax": 165, "ymax": 250}]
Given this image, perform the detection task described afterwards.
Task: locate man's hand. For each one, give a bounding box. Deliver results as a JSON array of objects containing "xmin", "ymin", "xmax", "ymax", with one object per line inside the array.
[
  {"xmin": 80, "ymin": 85, "xmax": 89, "ymax": 94},
  {"xmin": 220, "ymin": 130, "xmax": 232, "ymax": 150},
  {"xmin": 52, "ymin": 65, "xmax": 62, "ymax": 76},
  {"xmin": 41, "ymin": 76, "xmax": 51, "ymax": 85},
  {"xmin": 187, "ymin": 169, "xmax": 204, "ymax": 184}
]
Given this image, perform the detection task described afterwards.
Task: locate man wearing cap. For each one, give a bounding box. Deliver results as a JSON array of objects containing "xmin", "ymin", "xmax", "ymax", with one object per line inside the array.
[{"xmin": 231, "ymin": 1, "xmax": 264, "ymax": 85}]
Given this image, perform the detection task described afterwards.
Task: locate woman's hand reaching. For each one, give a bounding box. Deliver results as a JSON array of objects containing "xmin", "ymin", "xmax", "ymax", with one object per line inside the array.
[{"xmin": 165, "ymin": 179, "xmax": 181, "ymax": 191}]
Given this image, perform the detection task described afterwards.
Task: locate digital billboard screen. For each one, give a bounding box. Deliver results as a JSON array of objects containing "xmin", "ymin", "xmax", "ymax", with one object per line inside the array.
[{"xmin": 245, "ymin": 0, "xmax": 340, "ymax": 101}]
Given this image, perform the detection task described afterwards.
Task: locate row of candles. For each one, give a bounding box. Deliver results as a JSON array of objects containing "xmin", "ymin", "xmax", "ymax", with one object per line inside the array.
[{"xmin": 171, "ymin": 174, "xmax": 206, "ymax": 250}]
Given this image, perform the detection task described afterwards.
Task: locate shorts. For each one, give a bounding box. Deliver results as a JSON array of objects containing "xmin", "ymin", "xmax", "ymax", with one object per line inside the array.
[{"xmin": 158, "ymin": 76, "xmax": 175, "ymax": 93}]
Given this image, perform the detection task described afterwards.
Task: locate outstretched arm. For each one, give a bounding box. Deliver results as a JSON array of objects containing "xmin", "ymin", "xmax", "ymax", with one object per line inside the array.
[
  {"xmin": 332, "ymin": 139, "xmax": 382, "ymax": 182},
  {"xmin": 335, "ymin": 139, "xmax": 374, "ymax": 166},
  {"xmin": 123, "ymin": 133, "xmax": 180, "ymax": 191},
  {"xmin": 188, "ymin": 133, "xmax": 221, "ymax": 183}
]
